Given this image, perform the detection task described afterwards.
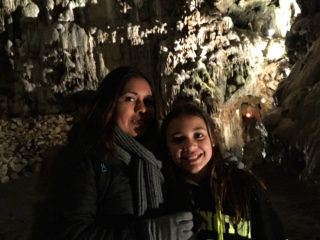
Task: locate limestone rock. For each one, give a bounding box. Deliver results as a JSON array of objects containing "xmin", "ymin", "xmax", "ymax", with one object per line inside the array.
[
  {"xmin": 22, "ymin": 1, "xmax": 40, "ymax": 18},
  {"xmin": 0, "ymin": 114, "xmax": 73, "ymax": 180},
  {"xmin": 0, "ymin": 0, "xmax": 319, "ymax": 183}
]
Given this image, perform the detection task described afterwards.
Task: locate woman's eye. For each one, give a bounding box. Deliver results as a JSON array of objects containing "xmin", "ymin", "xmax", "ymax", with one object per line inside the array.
[
  {"xmin": 143, "ymin": 97, "xmax": 154, "ymax": 107},
  {"xmin": 125, "ymin": 96, "xmax": 136, "ymax": 102},
  {"xmin": 171, "ymin": 136, "xmax": 184, "ymax": 144}
]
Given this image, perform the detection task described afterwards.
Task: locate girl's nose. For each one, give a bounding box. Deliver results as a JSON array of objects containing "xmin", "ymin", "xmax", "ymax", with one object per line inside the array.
[{"xmin": 183, "ymin": 139, "xmax": 197, "ymax": 152}]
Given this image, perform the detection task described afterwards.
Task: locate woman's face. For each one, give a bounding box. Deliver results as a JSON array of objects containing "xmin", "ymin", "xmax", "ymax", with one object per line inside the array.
[
  {"xmin": 166, "ymin": 115, "xmax": 214, "ymax": 181},
  {"xmin": 114, "ymin": 77, "xmax": 154, "ymax": 137}
]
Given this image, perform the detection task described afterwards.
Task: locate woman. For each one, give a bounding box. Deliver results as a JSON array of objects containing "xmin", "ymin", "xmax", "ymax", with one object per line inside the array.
[
  {"xmin": 161, "ymin": 102, "xmax": 287, "ymax": 240},
  {"xmin": 30, "ymin": 66, "xmax": 193, "ymax": 240}
]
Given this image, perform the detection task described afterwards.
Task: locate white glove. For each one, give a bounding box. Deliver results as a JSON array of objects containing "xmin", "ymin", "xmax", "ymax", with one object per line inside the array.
[{"xmin": 147, "ymin": 211, "xmax": 194, "ymax": 240}]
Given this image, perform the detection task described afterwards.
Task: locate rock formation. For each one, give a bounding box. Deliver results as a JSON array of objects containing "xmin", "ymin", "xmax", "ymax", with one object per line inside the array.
[{"xmin": 0, "ymin": 0, "xmax": 319, "ymax": 184}]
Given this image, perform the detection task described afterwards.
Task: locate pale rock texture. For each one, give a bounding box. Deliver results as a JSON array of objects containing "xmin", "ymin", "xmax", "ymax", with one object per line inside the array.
[
  {"xmin": 0, "ymin": 0, "xmax": 319, "ymax": 184},
  {"xmin": 264, "ymin": 36, "xmax": 320, "ymax": 181},
  {"xmin": 0, "ymin": 115, "xmax": 72, "ymax": 182}
]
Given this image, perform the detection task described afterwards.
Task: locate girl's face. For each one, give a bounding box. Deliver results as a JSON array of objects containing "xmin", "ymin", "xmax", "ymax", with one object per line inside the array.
[
  {"xmin": 166, "ymin": 115, "xmax": 215, "ymax": 181},
  {"xmin": 114, "ymin": 77, "xmax": 154, "ymax": 137}
]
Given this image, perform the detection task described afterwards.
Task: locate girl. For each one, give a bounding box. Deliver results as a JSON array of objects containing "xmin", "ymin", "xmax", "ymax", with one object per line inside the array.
[{"xmin": 161, "ymin": 102, "xmax": 287, "ymax": 240}]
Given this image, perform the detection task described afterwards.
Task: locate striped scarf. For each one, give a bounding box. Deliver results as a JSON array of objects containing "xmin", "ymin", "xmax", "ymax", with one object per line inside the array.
[{"xmin": 113, "ymin": 127, "xmax": 164, "ymax": 216}]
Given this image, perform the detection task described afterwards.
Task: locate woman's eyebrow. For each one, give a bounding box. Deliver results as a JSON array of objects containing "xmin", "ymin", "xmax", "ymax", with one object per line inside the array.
[
  {"xmin": 170, "ymin": 132, "xmax": 182, "ymax": 138},
  {"xmin": 122, "ymin": 91, "xmax": 138, "ymax": 95},
  {"xmin": 121, "ymin": 92, "xmax": 153, "ymax": 97}
]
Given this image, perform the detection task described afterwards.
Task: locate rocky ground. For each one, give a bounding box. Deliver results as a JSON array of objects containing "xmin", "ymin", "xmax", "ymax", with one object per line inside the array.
[
  {"xmin": 254, "ymin": 164, "xmax": 320, "ymax": 240},
  {"xmin": 0, "ymin": 163, "xmax": 319, "ymax": 240},
  {"xmin": 0, "ymin": 175, "xmax": 34, "ymax": 240}
]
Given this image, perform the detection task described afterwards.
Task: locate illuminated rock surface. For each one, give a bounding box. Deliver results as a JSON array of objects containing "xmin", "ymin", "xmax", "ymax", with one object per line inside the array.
[
  {"xmin": 0, "ymin": 0, "xmax": 304, "ymax": 178},
  {"xmin": 0, "ymin": 0, "xmax": 320, "ymax": 239}
]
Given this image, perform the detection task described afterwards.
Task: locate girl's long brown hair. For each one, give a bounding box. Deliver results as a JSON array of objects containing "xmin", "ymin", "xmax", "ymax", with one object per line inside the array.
[{"xmin": 161, "ymin": 101, "xmax": 262, "ymax": 222}]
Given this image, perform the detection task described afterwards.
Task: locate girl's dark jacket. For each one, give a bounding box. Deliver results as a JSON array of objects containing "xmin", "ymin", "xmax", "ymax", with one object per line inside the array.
[
  {"xmin": 166, "ymin": 163, "xmax": 288, "ymax": 240},
  {"xmin": 29, "ymin": 145, "xmax": 166, "ymax": 240}
]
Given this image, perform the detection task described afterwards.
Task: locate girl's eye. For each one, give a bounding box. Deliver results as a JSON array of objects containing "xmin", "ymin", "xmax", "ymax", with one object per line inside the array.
[{"xmin": 194, "ymin": 133, "xmax": 204, "ymax": 139}]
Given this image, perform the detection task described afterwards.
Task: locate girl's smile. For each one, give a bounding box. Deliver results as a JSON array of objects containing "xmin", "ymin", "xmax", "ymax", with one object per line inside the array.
[{"xmin": 166, "ymin": 114, "xmax": 215, "ymax": 182}]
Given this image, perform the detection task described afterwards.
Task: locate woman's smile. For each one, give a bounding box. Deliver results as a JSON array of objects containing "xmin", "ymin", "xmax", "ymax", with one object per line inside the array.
[{"xmin": 114, "ymin": 77, "xmax": 154, "ymax": 137}]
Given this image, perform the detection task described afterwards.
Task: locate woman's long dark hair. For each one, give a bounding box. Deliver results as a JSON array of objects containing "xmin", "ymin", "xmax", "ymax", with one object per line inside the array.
[
  {"xmin": 35, "ymin": 66, "xmax": 154, "ymax": 199},
  {"xmin": 161, "ymin": 101, "xmax": 257, "ymax": 223},
  {"xmin": 68, "ymin": 66, "xmax": 154, "ymax": 153}
]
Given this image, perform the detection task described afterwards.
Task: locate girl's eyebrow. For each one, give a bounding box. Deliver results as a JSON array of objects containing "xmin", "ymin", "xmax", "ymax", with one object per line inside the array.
[
  {"xmin": 169, "ymin": 126, "xmax": 206, "ymax": 137},
  {"xmin": 193, "ymin": 126, "xmax": 206, "ymax": 131}
]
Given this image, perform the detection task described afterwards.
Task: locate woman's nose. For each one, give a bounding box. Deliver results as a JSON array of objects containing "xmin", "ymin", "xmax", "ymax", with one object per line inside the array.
[{"xmin": 135, "ymin": 100, "xmax": 146, "ymax": 113}]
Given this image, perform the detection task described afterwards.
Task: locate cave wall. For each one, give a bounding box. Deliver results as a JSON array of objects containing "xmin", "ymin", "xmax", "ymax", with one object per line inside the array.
[
  {"xmin": 263, "ymin": 0, "xmax": 320, "ymax": 182},
  {"xmin": 0, "ymin": 0, "xmax": 319, "ymax": 183}
]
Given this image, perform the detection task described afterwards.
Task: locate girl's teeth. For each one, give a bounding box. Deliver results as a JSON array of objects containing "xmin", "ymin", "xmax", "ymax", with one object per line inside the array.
[{"xmin": 184, "ymin": 154, "xmax": 202, "ymax": 160}]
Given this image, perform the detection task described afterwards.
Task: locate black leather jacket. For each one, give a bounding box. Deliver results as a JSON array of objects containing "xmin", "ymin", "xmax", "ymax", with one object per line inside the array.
[{"xmin": 30, "ymin": 146, "xmax": 157, "ymax": 240}]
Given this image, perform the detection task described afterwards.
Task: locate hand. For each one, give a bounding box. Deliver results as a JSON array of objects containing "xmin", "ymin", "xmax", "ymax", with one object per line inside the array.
[{"xmin": 147, "ymin": 211, "xmax": 194, "ymax": 240}]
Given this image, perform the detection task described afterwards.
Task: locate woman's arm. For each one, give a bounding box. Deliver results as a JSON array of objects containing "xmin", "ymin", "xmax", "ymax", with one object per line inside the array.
[
  {"xmin": 31, "ymin": 148, "xmax": 194, "ymax": 240},
  {"xmin": 32, "ymin": 149, "xmax": 146, "ymax": 240}
]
